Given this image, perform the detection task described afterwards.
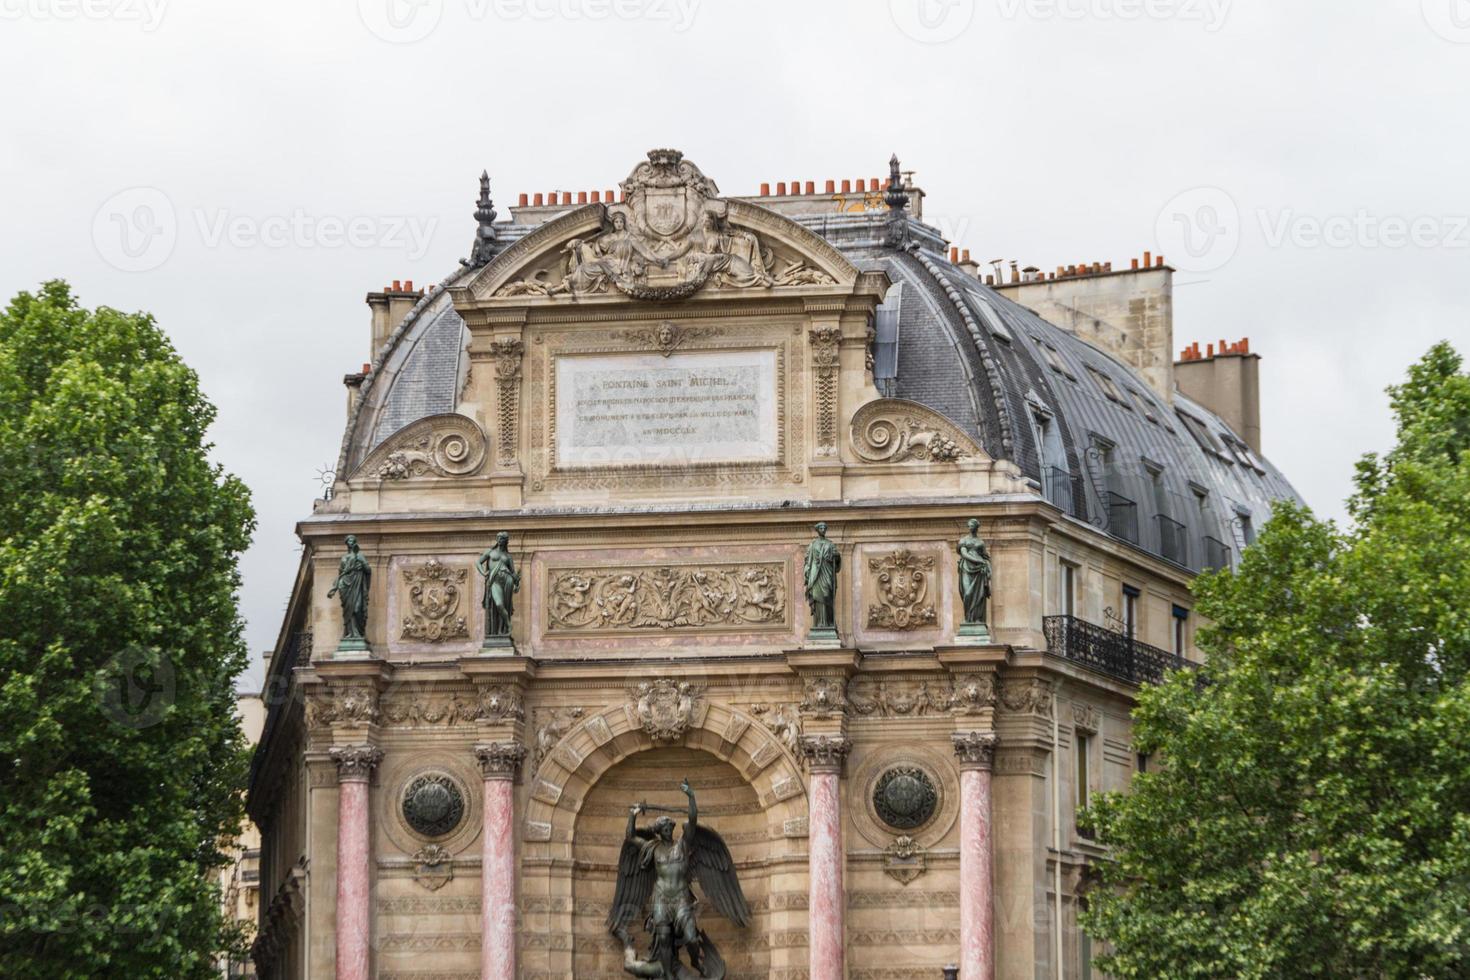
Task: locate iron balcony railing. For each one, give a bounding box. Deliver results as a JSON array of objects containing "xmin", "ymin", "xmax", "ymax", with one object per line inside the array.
[
  {"xmin": 1203, "ymin": 535, "xmax": 1232, "ymax": 571},
  {"xmin": 1043, "ymin": 466, "xmax": 1075, "ymax": 516},
  {"xmin": 1044, "ymin": 615, "xmax": 1189, "ymax": 686},
  {"xmin": 1156, "ymin": 514, "xmax": 1188, "ymax": 566},
  {"xmin": 1105, "ymin": 492, "xmax": 1139, "ymax": 544}
]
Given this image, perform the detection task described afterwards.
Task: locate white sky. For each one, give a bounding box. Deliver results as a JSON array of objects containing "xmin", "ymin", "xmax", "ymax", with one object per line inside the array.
[{"xmin": 2, "ymin": 0, "xmax": 1467, "ymax": 690}]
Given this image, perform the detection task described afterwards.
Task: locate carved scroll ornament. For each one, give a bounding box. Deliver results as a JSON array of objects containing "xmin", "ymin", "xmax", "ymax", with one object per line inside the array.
[
  {"xmin": 547, "ymin": 563, "xmax": 786, "ymax": 632},
  {"xmin": 354, "ymin": 414, "xmax": 487, "ymax": 481},
  {"xmin": 850, "ymin": 399, "xmax": 979, "ymax": 464}
]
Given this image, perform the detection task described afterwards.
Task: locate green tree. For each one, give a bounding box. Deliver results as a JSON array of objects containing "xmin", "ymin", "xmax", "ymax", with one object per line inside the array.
[
  {"xmin": 1082, "ymin": 342, "xmax": 1470, "ymax": 979},
  {"xmin": 0, "ymin": 282, "xmax": 256, "ymax": 978}
]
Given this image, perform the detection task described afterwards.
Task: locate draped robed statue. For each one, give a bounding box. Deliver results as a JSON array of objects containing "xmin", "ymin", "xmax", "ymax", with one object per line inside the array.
[
  {"xmin": 957, "ymin": 517, "xmax": 993, "ymax": 638},
  {"xmin": 608, "ymin": 779, "xmax": 749, "ymax": 980},
  {"xmin": 477, "ymin": 531, "xmax": 520, "ymax": 643},
  {"xmin": 803, "ymin": 521, "xmax": 841, "ymax": 634},
  {"xmin": 327, "ymin": 534, "xmax": 371, "ymax": 650}
]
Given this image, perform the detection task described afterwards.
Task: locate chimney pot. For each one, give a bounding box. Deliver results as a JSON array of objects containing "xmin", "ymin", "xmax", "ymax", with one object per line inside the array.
[
  {"xmin": 869, "ymin": 178, "xmax": 880, "ymax": 191},
  {"xmin": 825, "ymin": 179, "xmax": 835, "ymax": 193},
  {"xmin": 591, "ymin": 190, "xmax": 601, "ymax": 203},
  {"xmin": 841, "ymin": 179, "xmax": 851, "ymax": 193},
  {"xmin": 776, "ymin": 182, "xmax": 787, "ymax": 195},
  {"xmin": 1156, "ymin": 255, "xmax": 1164, "ymax": 267},
  {"xmin": 950, "ymin": 246, "xmax": 959, "ymax": 263},
  {"xmin": 363, "ymin": 362, "xmax": 371, "ymax": 373},
  {"xmin": 405, "ymin": 279, "xmax": 413, "ymax": 291},
  {"xmin": 533, "ymin": 193, "xmax": 543, "ymax": 206},
  {"xmin": 804, "ymin": 180, "xmax": 815, "ymax": 195},
  {"xmin": 392, "ymin": 279, "xmax": 401, "ymax": 291},
  {"xmin": 518, "ymin": 193, "xmax": 528, "ymax": 206},
  {"xmin": 760, "ymin": 182, "xmax": 770, "ymax": 196},
  {"xmin": 1143, "ymin": 250, "xmax": 1152, "ymax": 267},
  {"xmin": 961, "ymin": 248, "xmax": 971, "ymax": 262},
  {"xmin": 577, "ymin": 191, "xmax": 587, "ymax": 204}
]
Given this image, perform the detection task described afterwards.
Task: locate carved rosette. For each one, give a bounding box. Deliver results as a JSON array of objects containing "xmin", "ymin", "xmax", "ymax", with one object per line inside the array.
[
  {"xmin": 490, "ymin": 336, "xmax": 524, "ymax": 468},
  {"xmin": 809, "ymin": 325, "xmax": 841, "ymax": 457},
  {"xmin": 474, "ymin": 684, "xmax": 525, "ymax": 725},
  {"xmin": 330, "ymin": 744, "xmax": 383, "ymax": 783},
  {"xmin": 850, "ymin": 398, "xmax": 978, "ymax": 464},
  {"xmin": 867, "ymin": 549, "xmax": 938, "ymax": 630},
  {"xmin": 353, "ymin": 414, "xmax": 487, "ymax": 482},
  {"xmin": 798, "ymin": 734, "xmax": 853, "ymax": 773},
  {"xmin": 547, "ymin": 562, "xmax": 787, "ymax": 633},
  {"xmin": 400, "ymin": 559, "xmax": 470, "ymax": 643},
  {"xmin": 474, "ymin": 741, "xmax": 527, "ymax": 780},
  {"xmin": 951, "ymin": 731, "xmax": 998, "ymax": 771},
  {"xmin": 799, "ymin": 676, "xmax": 848, "ymax": 719}
]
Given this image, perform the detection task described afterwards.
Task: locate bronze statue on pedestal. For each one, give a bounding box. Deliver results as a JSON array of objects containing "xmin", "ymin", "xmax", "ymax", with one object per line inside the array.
[{"xmin": 608, "ymin": 779, "xmax": 749, "ymax": 979}]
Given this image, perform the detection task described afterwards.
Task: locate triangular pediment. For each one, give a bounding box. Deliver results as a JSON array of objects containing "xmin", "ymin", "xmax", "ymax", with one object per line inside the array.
[{"xmin": 457, "ymin": 149, "xmax": 864, "ymax": 305}]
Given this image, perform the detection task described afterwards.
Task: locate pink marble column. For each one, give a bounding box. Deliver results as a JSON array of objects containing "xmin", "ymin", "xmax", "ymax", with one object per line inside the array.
[
  {"xmin": 799, "ymin": 734, "xmax": 852, "ymax": 980},
  {"xmin": 475, "ymin": 742, "xmax": 526, "ymax": 980},
  {"xmin": 329, "ymin": 745, "xmax": 382, "ymax": 980},
  {"xmin": 952, "ymin": 732, "xmax": 999, "ymax": 980}
]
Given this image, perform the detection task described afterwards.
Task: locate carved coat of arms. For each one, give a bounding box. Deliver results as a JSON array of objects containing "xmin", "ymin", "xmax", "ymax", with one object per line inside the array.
[{"xmin": 630, "ymin": 678, "xmax": 704, "ymax": 743}]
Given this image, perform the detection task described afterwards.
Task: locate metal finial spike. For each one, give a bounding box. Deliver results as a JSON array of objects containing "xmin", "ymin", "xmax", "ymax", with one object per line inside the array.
[{"xmin": 466, "ymin": 169, "xmax": 500, "ymax": 269}]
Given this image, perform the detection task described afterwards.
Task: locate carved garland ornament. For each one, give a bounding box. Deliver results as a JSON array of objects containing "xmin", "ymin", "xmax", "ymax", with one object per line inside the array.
[
  {"xmin": 356, "ymin": 414, "xmax": 487, "ymax": 482},
  {"xmin": 810, "ymin": 325, "xmax": 841, "ymax": 457},
  {"xmin": 400, "ymin": 559, "xmax": 469, "ymax": 643},
  {"xmin": 850, "ymin": 398, "xmax": 976, "ymax": 464},
  {"xmin": 547, "ymin": 563, "xmax": 786, "ymax": 633},
  {"xmin": 867, "ymin": 550, "xmax": 938, "ymax": 630},
  {"xmin": 491, "ymin": 337, "xmax": 524, "ymax": 467}
]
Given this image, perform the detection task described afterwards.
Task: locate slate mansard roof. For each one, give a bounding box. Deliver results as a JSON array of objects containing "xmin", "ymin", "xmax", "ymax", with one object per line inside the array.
[{"xmin": 339, "ymin": 207, "xmax": 1297, "ymax": 572}]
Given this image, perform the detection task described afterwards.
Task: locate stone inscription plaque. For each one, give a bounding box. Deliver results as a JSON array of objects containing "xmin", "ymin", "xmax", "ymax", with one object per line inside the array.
[{"xmin": 555, "ymin": 349, "xmax": 778, "ymax": 467}]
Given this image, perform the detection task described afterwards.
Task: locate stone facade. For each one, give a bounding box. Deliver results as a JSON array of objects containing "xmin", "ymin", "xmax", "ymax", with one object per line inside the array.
[{"xmin": 248, "ymin": 151, "xmax": 1291, "ymax": 979}]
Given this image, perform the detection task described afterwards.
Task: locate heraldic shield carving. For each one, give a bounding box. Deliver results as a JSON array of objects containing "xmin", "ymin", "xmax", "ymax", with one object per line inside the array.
[{"xmin": 495, "ymin": 149, "xmax": 835, "ymax": 302}]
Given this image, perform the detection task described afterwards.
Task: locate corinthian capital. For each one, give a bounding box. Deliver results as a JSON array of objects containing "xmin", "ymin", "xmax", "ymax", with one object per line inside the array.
[
  {"xmin": 329, "ymin": 744, "xmax": 383, "ymax": 782},
  {"xmin": 951, "ymin": 731, "xmax": 998, "ymax": 771},
  {"xmin": 475, "ymin": 741, "xmax": 527, "ymax": 780},
  {"xmin": 797, "ymin": 734, "xmax": 853, "ymax": 774}
]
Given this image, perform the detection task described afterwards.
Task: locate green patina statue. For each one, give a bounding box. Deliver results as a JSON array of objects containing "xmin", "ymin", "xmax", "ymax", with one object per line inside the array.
[
  {"xmin": 608, "ymin": 779, "xmax": 749, "ymax": 979},
  {"xmin": 327, "ymin": 534, "xmax": 372, "ymax": 648},
  {"xmin": 803, "ymin": 522, "xmax": 841, "ymax": 633},
  {"xmin": 477, "ymin": 531, "xmax": 521, "ymax": 641},
  {"xmin": 957, "ymin": 518, "xmax": 993, "ymax": 630}
]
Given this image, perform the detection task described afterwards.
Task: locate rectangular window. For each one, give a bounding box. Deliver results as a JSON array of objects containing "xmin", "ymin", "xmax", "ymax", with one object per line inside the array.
[
  {"xmin": 1076, "ymin": 732, "xmax": 1092, "ymax": 814},
  {"xmin": 1059, "ymin": 560, "xmax": 1078, "ymax": 617},
  {"xmin": 1137, "ymin": 752, "xmax": 1149, "ymax": 773},
  {"xmin": 1239, "ymin": 512, "xmax": 1256, "ymax": 546},
  {"xmin": 1080, "ymin": 929, "xmax": 1093, "ymax": 980},
  {"xmin": 1172, "ymin": 604, "xmax": 1189, "ymax": 656},
  {"xmin": 1123, "ymin": 585, "xmax": 1140, "ymax": 640}
]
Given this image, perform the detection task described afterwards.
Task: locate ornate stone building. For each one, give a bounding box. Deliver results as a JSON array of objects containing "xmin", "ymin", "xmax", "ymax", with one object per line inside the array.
[{"xmin": 248, "ymin": 151, "xmax": 1298, "ymax": 980}]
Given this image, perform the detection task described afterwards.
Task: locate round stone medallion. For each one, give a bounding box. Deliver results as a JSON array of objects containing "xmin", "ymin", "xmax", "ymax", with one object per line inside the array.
[
  {"xmin": 872, "ymin": 765, "xmax": 938, "ymax": 831},
  {"xmin": 401, "ymin": 773, "xmax": 465, "ymax": 838}
]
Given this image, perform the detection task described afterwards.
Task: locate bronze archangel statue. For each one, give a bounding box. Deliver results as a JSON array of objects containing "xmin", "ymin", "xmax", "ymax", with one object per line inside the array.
[{"xmin": 607, "ymin": 779, "xmax": 749, "ymax": 980}]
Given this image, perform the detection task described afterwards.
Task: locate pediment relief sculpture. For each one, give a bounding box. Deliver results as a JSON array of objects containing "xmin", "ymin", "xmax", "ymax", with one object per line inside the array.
[
  {"xmin": 352, "ymin": 413, "xmax": 487, "ymax": 482},
  {"xmin": 850, "ymin": 398, "xmax": 983, "ymax": 464},
  {"xmin": 486, "ymin": 149, "xmax": 841, "ymax": 302}
]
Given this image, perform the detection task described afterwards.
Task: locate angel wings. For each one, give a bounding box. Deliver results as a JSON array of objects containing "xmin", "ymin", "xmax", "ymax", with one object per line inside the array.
[{"xmin": 606, "ymin": 822, "xmax": 751, "ymax": 934}]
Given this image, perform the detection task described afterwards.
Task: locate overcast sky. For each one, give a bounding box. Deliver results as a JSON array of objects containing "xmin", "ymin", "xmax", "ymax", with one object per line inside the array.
[{"xmin": 3, "ymin": 0, "xmax": 1466, "ymax": 690}]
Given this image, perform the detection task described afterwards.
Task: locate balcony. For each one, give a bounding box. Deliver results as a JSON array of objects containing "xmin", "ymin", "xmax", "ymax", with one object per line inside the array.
[
  {"xmin": 1043, "ymin": 466, "xmax": 1075, "ymax": 515},
  {"xmin": 1203, "ymin": 535, "xmax": 1232, "ymax": 571},
  {"xmin": 1155, "ymin": 514, "xmax": 1188, "ymax": 565},
  {"xmin": 1105, "ymin": 492, "xmax": 1139, "ymax": 544},
  {"xmin": 1043, "ymin": 615, "xmax": 1188, "ymax": 686}
]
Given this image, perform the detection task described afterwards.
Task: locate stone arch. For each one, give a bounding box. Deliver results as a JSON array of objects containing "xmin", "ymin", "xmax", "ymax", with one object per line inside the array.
[{"xmin": 518, "ymin": 699, "xmax": 810, "ymax": 977}]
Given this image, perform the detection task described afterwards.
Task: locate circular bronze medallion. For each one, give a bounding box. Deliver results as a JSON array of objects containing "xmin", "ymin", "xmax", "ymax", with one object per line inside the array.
[
  {"xmin": 402, "ymin": 773, "xmax": 465, "ymax": 838},
  {"xmin": 873, "ymin": 765, "xmax": 938, "ymax": 831}
]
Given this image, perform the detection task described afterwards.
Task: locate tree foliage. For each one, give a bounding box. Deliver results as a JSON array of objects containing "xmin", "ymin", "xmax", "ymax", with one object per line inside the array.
[
  {"xmin": 1083, "ymin": 342, "xmax": 1470, "ymax": 978},
  {"xmin": 0, "ymin": 282, "xmax": 256, "ymax": 978}
]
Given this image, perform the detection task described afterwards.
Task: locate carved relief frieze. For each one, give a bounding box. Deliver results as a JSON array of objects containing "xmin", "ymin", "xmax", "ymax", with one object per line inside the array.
[
  {"xmin": 379, "ymin": 695, "xmax": 477, "ymax": 728},
  {"xmin": 399, "ymin": 559, "xmax": 470, "ymax": 643},
  {"xmin": 546, "ymin": 562, "xmax": 787, "ymax": 633},
  {"xmin": 306, "ymin": 682, "xmax": 378, "ymax": 729},
  {"xmin": 850, "ymin": 398, "xmax": 979, "ymax": 464},
  {"xmin": 848, "ymin": 676, "xmax": 949, "ymax": 717},
  {"xmin": 799, "ymin": 676, "xmax": 848, "ymax": 719},
  {"xmin": 749, "ymin": 702, "xmax": 803, "ymax": 755},
  {"xmin": 866, "ymin": 549, "xmax": 938, "ymax": 631},
  {"xmin": 612, "ymin": 320, "xmax": 719, "ymax": 357},
  {"xmin": 353, "ymin": 413, "xmax": 487, "ymax": 481},
  {"xmin": 998, "ymin": 677, "xmax": 1056, "ymax": 719}
]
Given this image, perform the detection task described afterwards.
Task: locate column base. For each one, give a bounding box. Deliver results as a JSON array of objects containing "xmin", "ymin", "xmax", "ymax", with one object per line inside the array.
[{"xmin": 479, "ymin": 635, "xmax": 517, "ymax": 654}]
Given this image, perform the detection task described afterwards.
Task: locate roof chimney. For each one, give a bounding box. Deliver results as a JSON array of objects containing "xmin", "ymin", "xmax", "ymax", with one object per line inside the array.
[{"xmin": 1176, "ymin": 337, "xmax": 1262, "ymax": 453}]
